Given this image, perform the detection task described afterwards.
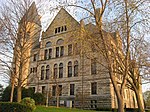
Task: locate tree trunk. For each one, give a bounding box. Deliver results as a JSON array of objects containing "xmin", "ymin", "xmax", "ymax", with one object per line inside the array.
[
  {"xmin": 17, "ymin": 86, "xmax": 22, "ymax": 102},
  {"xmin": 56, "ymin": 95, "xmax": 59, "ymax": 108},
  {"xmin": 135, "ymin": 89, "xmax": 144, "ymax": 112},
  {"xmin": 117, "ymin": 97, "xmax": 124, "ymax": 112},
  {"xmin": 10, "ymin": 82, "xmax": 15, "ymax": 102}
]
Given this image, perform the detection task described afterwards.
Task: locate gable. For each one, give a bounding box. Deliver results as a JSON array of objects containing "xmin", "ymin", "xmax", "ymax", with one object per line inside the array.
[{"xmin": 42, "ymin": 8, "xmax": 80, "ymax": 38}]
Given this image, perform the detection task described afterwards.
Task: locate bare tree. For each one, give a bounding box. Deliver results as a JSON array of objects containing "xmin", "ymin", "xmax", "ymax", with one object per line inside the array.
[{"xmin": 0, "ymin": 0, "xmax": 42, "ymax": 102}]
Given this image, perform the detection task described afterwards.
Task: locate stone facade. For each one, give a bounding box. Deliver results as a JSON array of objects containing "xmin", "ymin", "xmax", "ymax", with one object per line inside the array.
[{"xmin": 26, "ymin": 6, "xmax": 144, "ymax": 110}]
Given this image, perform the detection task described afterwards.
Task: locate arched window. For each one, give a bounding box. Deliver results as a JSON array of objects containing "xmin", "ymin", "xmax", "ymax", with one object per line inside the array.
[
  {"xmin": 46, "ymin": 65, "xmax": 50, "ymax": 79},
  {"xmin": 45, "ymin": 41, "xmax": 52, "ymax": 47},
  {"xmin": 56, "ymin": 39, "xmax": 64, "ymax": 45},
  {"xmin": 54, "ymin": 64, "xmax": 58, "ymax": 79},
  {"xmin": 74, "ymin": 61, "xmax": 78, "ymax": 77},
  {"xmin": 68, "ymin": 61, "xmax": 72, "ymax": 77},
  {"xmin": 41, "ymin": 66, "xmax": 44, "ymax": 80},
  {"xmin": 59, "ymin": 63, "xmax": 63, "ymax": 78},
  {"xmin": 56, "ymin": 39, "xmax": 64, "ymax": 57}
]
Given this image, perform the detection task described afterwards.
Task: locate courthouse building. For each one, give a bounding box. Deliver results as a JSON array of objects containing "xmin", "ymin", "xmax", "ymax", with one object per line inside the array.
[{"xmin": 16, "ymin": 2, "xmax": 144, "ymax": 110}]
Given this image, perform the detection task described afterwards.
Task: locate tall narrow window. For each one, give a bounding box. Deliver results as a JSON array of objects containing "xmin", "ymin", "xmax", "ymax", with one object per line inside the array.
[
  {"xmin": 64, "ymin": 25, "xmax": 67, "ymax": 31},
  {"xmin": 44, "ymin": 49, "xmax": 48, "ymax": 60},
  {"xmin": 91, "ymin": 58, "xmax": 97, "ymax": 74},
  {"xmin": 74, "ymin": 61, "xmax": 78, "ymax": 77},
  {"xmin": 46, "ymin": 65, "xmax": 50, "ymax": 80},
  {"xmin": 60, "ymin": 46, "xmax": 64, "ymax": 57},
  {"xmin": 33, "ymin": 54, "xmax": 37, "ymax": 61},
  {"xmin": 56, "ymin": 47, "xmax": 59, "ymax": 57},
  {"xmin": 61, "ymin": 26, "xmax": 64, "ymax": 32},
  {"xmin": 55, "ymin": 28, "xmax": 57, "ymax": 34},
  {"xmin": 59, "ymin": 63, "xmax": 63, "ymax": 78},
  {"xmin": 68, "ymin": 44, "xmax": 72, "ymax": 55},
  {"xmin": 70, "ymin": 84, "xmax": 75, "ymax": 95},
  {"xmin": 58, "ymin": 27, "xmax": 61, "ymax": 33},
  {"xmin": 91, "ymin": 82, "xmax": 97, "ymax": 94},
  {"xmin": 42, "ymin": 86, "xmax": 46, "ymax": 94},
  {"xmin": 52, "ymin": 86, "xmax": 56, "ymax": 96},
  {"xmin": 41, "ymin": 66, "xmax": 44, "ymax": 80},
  {"xmin": 58, "ymin": 85, "xmax": 62, "ymax": 96},
  {"xmin": 68, "ymin": 61, "xmax": 72, "ymax": 77},
  {"xmin": 49, "ymin": 48, "xmax": 52, "ymax": 59},
  {"xmin": 54, "ymin": 64, "xmax": 58, "ymax": 79}
]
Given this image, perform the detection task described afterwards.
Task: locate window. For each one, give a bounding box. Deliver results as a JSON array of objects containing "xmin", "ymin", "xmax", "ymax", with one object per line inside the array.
[
  {"xmin": 91, "ymin": 100, "xmax": 97, "ymax": 108},
  {"xmin": 56, "ymin": 47, "xmax": 59, "ymax": 58},
  {"xmin": 45, "ymin": 41, "xmax": 52, "ymax": 47},
  {"xmin": 68, "ymin": 61, "xmax": 72, "ymax": 77},
  {"xmin": 42, "ymin": 86, "xmax": 46, "ymax": 94},
  {"xmin": 54, "ymin": 64, "xmax": 58, "ymax": 79},
  {"xmin": 91, "ymin": 58, "xmax": 97, "ymax": 74},
  {"xmin": 70, "ymin": 84, "xmax": 75, "ymax": 95},
  {"xmin": 60, "ymin": 46, "xmax": 64, "ymax": 57},
  {"xmin": 49, "ymin": 49, "xmax": 52, "ymax": 59},
  {"xmin": 58, "ymin": 27, "xmax": 61, "ymax": 33},
  {"xmin": 52, "ymin": 86, "xmax": 56, "ymax": 96},
  {"xmin": 30, "ymin": 68, "xmax": 33, "ymax": 73},
  {"xmin": 33, "ymin": 67, "xmax": 37, "ymax": 73},
  {"xmin": 46, "ymin": 65, "xmax": 50, "ymax": 80},
  {"xmin": 64, "ymin": 25, "xmax": 67, "ymax": 31},
  {"xmin": 44, "ymin": 49, "xmax": 48, "ymax": 60},
  {"xmin": 68, "ymin": 44, "xmax": 72, "ymax": 55},
  {"xmin": 91, "ymin": 82, "xmax": 97, "ymax": 94},
  {"xmin": 74, "ymin": 61, "xmax": 78, "ymax": 77},
  {"xmin": 58, "ymin": 85, "xmax": 62, "ymax": 96},
  {"xmin": 41, "ymin": 66, "xmax": 44, "ymax": 80},
  {"xmin": 56, "ymin": 39, "xmax": 64, "ymax": 58},
  {"xmin": 33, "ymin": 54, "xmax": 37, "ymax": 61},
  {"xmin": 59, "ymin": 63, "xmax": 63, "ymax": 78},
  {"xmin": 55, "ymin": 28, "xmax": 57, "ymax": 34},
  {"xmin": 56, "ymin": 39, "xmax": 64, "ymax": 45},
  {"xmin": 55, "ymin": 26, "xmax": 67, "ymax": 34}
]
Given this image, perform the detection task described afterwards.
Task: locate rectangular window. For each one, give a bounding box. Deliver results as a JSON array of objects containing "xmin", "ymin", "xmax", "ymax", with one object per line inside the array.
[
  {"xmin": 68, "ymin": 44, "xmax": 72, "ymax": 55},
  {"xmin": 59, "ymin": 85, "xmax": 62, "ymax": 96},
  {"xmin": 44, "ymin": 49, "xmax": 48, "ymax": 60},
  {"xmin": 64, "ymin": 25, "xmax": 67, "ymax": 31},
  {"xmin": 52, "ymin": 86, "xmax": 56, "ymax": 96},
  {"xmin": 60, "ymin": 46, "xmax": 64, "ymax": 57},
  {"xmin": 55, "ymin": 28, "xmax": 57, "ymax": 34},
  {"xmin": 58, "ymin": 27, "xmax": 61, "ymax": 33},
  {"xmin": 49, "ymin": 48, "xmax": 52, "ymax": 59},
  {"xmin": 33, "ymin": 54, "xmax": 37, "ymax": 61},
  {"xmin": 91, "ymin": 59, "xmax": 97, "ymax": 74},
  {"xmin": 70, "ymin": 84, "xmax": 75, "ymax": 95},
  {"xmin": 42, "ymin": 86, "xmax": 46, "ymax": 94},
  {"xmin": 68, "ymin": 66, "xmax": 72, "ymax": 77},
  {"xmin": 91, "ymin": 100, "xmax": 97, "ymax": 108},
  {"xmin": 56, "ymin": 47, "xmax": 59, "ymax": 58},
  {"xmin": 91, "ymin": 82, "xmax": 97, "ymax": 94}
]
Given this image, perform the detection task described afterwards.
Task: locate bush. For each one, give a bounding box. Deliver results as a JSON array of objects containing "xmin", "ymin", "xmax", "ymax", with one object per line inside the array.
[
  {"xmin": 33, "ymin": 92, "xmax": 46, "ymax": 105},
  {"xmin": 0, "ymin": 102, "xmax": 32, "ymax": 112},
  {"xmin": 20, "ymin": 97, "xmax": 36, "ymax": 111}
]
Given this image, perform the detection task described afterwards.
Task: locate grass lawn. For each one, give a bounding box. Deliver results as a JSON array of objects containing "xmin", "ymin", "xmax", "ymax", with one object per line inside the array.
[{"xmin": 34, "ymin": 106, "xmax": 105, "ymax": 112}]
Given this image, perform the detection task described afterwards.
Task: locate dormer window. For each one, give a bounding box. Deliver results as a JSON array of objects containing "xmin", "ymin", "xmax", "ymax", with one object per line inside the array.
[{"xmin": 55, "ymin": 25, "xmax": 67, "ymax": 34}]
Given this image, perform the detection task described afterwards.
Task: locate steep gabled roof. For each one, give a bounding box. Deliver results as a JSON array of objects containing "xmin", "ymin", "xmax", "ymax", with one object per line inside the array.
[{"xmin": 42, "ymin": 8, "xmax": 80, "ymax": 38}]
